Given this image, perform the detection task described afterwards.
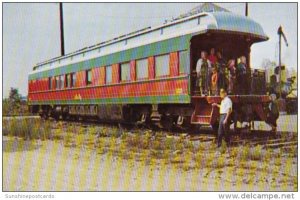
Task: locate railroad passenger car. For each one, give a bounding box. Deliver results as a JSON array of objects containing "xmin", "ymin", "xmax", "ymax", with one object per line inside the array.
[{"xmin": 28, "ymin": 11, "xmax": 272, "ymax": 130}]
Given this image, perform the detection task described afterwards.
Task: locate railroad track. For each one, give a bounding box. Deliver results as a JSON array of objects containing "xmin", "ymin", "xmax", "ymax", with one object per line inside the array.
[
  {"xmin": 4, "ymin": 115, "xmax": 297, "ymax": 149},
  {"xmin": 3, "ymin": 115, "xmax": 40, "ymax": 120},
  {"xmin": 188, "ymin": 133, "xmax": 297, "ymax": 149},
  {"xmin": 63, "ymin": 120, "xmax": 298, "ymax": 149}
]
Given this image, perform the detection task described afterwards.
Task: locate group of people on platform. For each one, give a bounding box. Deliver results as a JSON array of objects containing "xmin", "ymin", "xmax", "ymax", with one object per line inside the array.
[{"xmin": 196, "ymin": 48, "xmax": 249, "ymax": 96}]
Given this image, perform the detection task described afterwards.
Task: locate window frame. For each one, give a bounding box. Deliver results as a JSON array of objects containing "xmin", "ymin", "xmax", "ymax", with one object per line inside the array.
[
  {"xmin": 48, "ymin": 77, "xmax": 53, "ymax": 90},
  {"xmin": 55, "ymin": 76, "xmax": 60, "ymax": 90},
  {"xmin": 120, "ymin": 62, "xmax": 131, "ymax": 82},
  {"xmin": 179, "ymin": 50, "xmax": 189, "ymax": 75},
  {"xmin": 71, "ymin": 73, "xmax": 76, "ymax": 88},
  {"xmin": 105, "ymin": 65, "xmax": 112, "ymax": 84},
  {"xmin": 60, "ymin": 74, "xmax": 65, "ymax": 89},
  {"xmin": 155, "ymin": 54, "xmax": 170, "ymax": 78},
  {"xmin": 86, "ymin": 69, "xmax": 92, "ymax": 86},
  {"xmin": 65, "ymin": 74, "xmax": 70, "ymax": 88},
  {"xmin": 136, "ymin": 58, "xmax": 149, "ymax": 80}
]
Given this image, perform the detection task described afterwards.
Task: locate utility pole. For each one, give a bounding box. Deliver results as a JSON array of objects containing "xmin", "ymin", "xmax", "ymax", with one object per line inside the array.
[
  {"xmin": 245, "ymin": 2, "xmax": 248, "ymax": 16},
  {"xmin": 59, "ymin": 2, "xmax": 65, "ymax": 56},
  {"xmin": 278, "ymin": 26, "xmax": 282, "ymax": 98},
  {"xmin": 277, "ymin": 26, "xmax": 288, "ymax": 99}
]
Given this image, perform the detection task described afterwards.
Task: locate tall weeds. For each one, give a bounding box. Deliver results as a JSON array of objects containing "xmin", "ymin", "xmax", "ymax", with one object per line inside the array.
[{"xmin": 3, "ymin": 118, "xmax": 51, "ymax": 140}]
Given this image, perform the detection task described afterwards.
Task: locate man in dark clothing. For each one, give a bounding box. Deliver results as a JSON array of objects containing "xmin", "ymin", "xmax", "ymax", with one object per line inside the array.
[
  {"xmin": 266, "ymin": 94, "xmax": 279, "ymax": 132},
  {"xmin": 251, "ymin": 69, "xmax": 260, "ymax": 94},
  {"xmin": 236, "ymin": 56, "xmax": 247, "ymax": 94},
  {"xmin": 227, "ymin": 59, "xmax": 236, "ymax": 95},
  {"xmin": 216, "ymin": 51, "xmax": 227, "ymax": 92},
  {"xmin": 196, "ymin": 51, "xmax": 212, "ymax": 96}
]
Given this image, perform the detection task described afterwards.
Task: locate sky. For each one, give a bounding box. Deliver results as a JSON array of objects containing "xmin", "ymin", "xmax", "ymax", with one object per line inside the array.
[{"xmin": 2, "ymin": 2, "xmax": 297, "ymax": 97}]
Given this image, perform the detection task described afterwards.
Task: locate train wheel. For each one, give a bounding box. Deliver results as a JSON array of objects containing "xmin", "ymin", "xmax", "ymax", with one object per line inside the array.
[
  {"xmin": 42, "ymin": 113, "xmax": 49, "ymax": 120},
  {"xmin": 188, "ymin": 124, "xmax": 199, "ymax": 134},
  {"xmin": 160, "ymin": 115, "xmax": 174, "ymax": 131},
  {"xmin": 53, "ymin": 114, "xmax": 59, "ymax": 121},
  {"xmin": 62, "ymin": 113, "xmax": 68, "ymax": 121},
  {"xmin": 118, "ymin": 122, "xmax": 134, "ymax": 131}
]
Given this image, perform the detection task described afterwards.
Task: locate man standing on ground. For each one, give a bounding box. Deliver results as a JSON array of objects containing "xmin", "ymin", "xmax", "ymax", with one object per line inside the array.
[
  {"xmin": 266, "ymin": 93, "xmax": 279, "ymax": 132},
  {"xmin": 212, "ymin": 88, "xmax": 233, "ymax": 147}
]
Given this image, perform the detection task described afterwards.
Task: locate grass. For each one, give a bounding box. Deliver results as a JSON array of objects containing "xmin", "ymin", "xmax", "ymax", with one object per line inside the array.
[
  {"xmin": 3, "ymin": 118, "xmax": 51, "ymax": 140},
  {"xmin": 3, "ymin": 118, "xmax": 297, "ymax": 191},
  {"xmin": 63, "ymin": 132, "xmax": 76, "ymax": 147},
  {"xmin": 9, "ymin": 122, "xmax": 197, "ymax": 163},
  {"xmin": 3, "ymin": 118, "xmax": 297, "ymax": 174},
  {"xmin": 237, "ymin": 145, "xmax": 266, "ymax": 161}
]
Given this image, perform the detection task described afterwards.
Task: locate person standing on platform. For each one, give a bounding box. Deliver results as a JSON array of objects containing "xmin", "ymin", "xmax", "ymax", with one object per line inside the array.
[
  {"xmin": 208, "ymin": 48, "xmax": 217, "ymax": 65},
  {"xmin": 227, "ymin": 59, "xmax": 236, "ymax": 95},
  {"xmin": 236, "ymin": 56, "xmax": 248, "ymax": 94},
  {"xmin": 216, "ymin": 51, "xmax": 227, "ymax": 92},
  {"xmin": 196, "ymin": 51, "xmax": 212, "ymax": 96},
  {"xmin": 211, "ymin": 66, "xmax": 219, "ymax": 96}
]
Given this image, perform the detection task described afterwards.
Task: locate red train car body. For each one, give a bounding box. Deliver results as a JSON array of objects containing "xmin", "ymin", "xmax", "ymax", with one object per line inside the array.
[{"xmin": 28, "ymin": 11, "xmax": 272, "ymax": 130}]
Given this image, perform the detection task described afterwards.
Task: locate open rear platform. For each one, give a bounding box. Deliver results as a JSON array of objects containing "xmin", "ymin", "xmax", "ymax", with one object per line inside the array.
[
  {"xmin": 191, "ymin": 95, "xmax": 270, "ymax": 103},
  {"xmin": 190, "ymin": 95, "xmax": 271, "ymax": 126}
]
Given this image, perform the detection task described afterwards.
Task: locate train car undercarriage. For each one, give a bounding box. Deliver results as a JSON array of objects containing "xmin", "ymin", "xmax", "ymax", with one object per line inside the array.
[
  {"xmin": 31, "ymin": 103, "xmax": 194, "ymax": 130},
  {"xmin": 30, "ymin": 94, "xmax": 273, "ymax": 133}
]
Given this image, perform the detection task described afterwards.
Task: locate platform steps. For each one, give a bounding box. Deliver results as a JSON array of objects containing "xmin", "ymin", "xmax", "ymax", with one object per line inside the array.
[{"xmin": 191, "ymin": 113, "xmax": 211, "ymax": 125}]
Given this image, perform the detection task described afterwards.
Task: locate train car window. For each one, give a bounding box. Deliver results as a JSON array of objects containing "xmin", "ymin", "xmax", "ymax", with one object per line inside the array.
[
  {"xmin": 155, "ymin": 54, "xmax": 170, "ymax": 77},
  {"xmin": 106, "ymin": 65, "xmax": 112, "ymax": 84},
  {"xmin": 136, "ymin": 58, "xmax": 148, "ymax": 79},
  {"xmin": 66, "ymin": 74, "xmax": 70, "ymax": 88},
  {"xmin": 179, "ymin": 51, "xmax": 189, "ymax": 74},
  {"xmin": 60, "ymin": 75, "xmax": 65, "ymax": 89},
  {"xmin": 86, "ymin": 70, "xmax": 92, "ymax": 85},
  {"xmin": 55, "ymin": 76, "xmax": 60, "ymax": 90},
  {"xmin": 71, "ymin": 73, "xmax": 76, "ymax": 87},
  {"xmin": 48, "ymin": 77, "xmax": 53, "ymax": 90},
  {"xmin": 121, "ymin": 62, "xmax": 130, "ymax": 81}
]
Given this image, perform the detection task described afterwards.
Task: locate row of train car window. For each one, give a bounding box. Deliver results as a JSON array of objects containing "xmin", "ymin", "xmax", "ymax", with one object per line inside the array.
[{"xmin": 46, "ymin": 51, "xmax": 188, "ymax": 90}]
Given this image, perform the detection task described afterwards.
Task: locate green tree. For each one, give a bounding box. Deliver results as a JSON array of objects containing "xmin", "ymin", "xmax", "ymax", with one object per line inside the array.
[
  {"xmin": 9, "ymin": 87, "xmax": 21, "ymax": 104},
  {"xmin": 3, "ymin": 87, "xmax": 22, "ymax": 115}
]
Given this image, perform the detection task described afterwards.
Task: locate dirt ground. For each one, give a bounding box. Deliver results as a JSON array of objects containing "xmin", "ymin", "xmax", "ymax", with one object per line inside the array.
[{"xmin": 2, "ymin": 114, "xmax": 298, "ymax": 191}]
